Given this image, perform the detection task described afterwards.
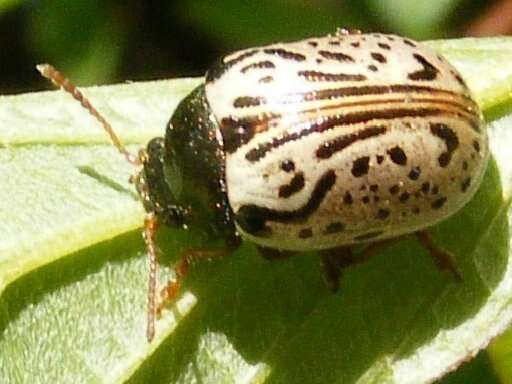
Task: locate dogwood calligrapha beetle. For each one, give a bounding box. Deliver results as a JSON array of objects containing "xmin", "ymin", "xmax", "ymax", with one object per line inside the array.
[{"xmin": 38, "ymin": 28, "xmax": 488, "ymax": 341}]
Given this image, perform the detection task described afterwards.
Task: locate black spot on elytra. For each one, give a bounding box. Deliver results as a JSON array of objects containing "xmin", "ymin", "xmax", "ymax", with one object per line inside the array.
[
  {"xmin": 374, "ymin": 196, "xmax": 380, "ymax": 203},
  {"xmin": 370, "ymin": 184, "xmax": 379, "ymax": 192},
  {"xmin": 377, "ymin": 208, "xmax": 390, "ymax": 220},
  {"xmin": 368, "ymin": 65, "xmax": 378, "ymax": 72},
  {"xmin": 408, "ymin": 53, "xmax": 439, "ymax": 81},
  {"xmin": 408, "ymin": 166, "xmax": 421, "ymax": 180},
  {"xmin": 205, "ymin": 49, "xmax": 259, "ymax": 82},
  {"xmin": 308, "ymin": 41, "xmax": 318, "ymax": 47},
  {"xmin": 430, "ymin": 123, "xmax": 459, "ymax": 168},
  {"xmin": 432, "ymin": 185, "xmax": 439, "ymax": 195},
  {"xmin": 438, "ymin": 153, "xmax": 451, "ymax": 167},
  {"xmin": 281, "ymin": 160, "xmax": 295, "ymax": 172},
  {"xmin": 473, "ymin": 140, "xmax": 481, "ymax": 153},
  {"xmin": 259, "ymin": 76, "xmax": 274, "ymax": 83},
  {"xmin": 403, "ymin": 39, "xmax": 417, "ymax": 47},
  {"xmin": 399, "ymin": 192, "xmax": 410, "ymax": 202},
  {"xmin": 371, "ymin": 52, "xmax": 387, "ymax": 63},
  {"xmin": 351, "ymin": 42, "xmax": 360, "ymax": 48},
  {"xmin": 351, "ymin": 156, "xmax": 370, "ymax": 177},
  {"xmin": 421, "ymin": 182, "xmax": 430, "ymax": 193},
  {"xmin": 264, "ymin": 48, "xmax": 306, "ymax": 61},
  {"xmin": 378, "ymin": 42, "xmax": 391, "ymax": 50},
  {"xmin": 354, "ymin": 230, "xmax": 383, "ymax": 241},
  {"xmin": 461, "ymin": 177, "xmax": 471, "ymax": 192},
  {"xmin": 387, "ymin": 36, "xmax": 395, "ymax": 42},
  {"xmin": 240, "ymin": 60, "xmax": 276, "ymax": 73},
  {"xmin": 389, "ymin": 185, "xmax": 400, "ymax": 195},
  {"xmin": 324, "ymin": 221, "xmax": 345, "ymax": 234},
  {"xmin": 278, "ymin": 172, "xmax": 305, "ymax": 198},
  {"xmin": 376, "ymin": 155, "xmax": 384, "ymax": 164},
  {"xmin": 316, "ymin": 58, "xmax": 323, "ymax": 64},
  {"xmin": 362, "ymin": 196, "xmax": 371, "ymax": 204},
  {"xmin": 319, "ymin": 50, "xmax": 355, "ymax": 62},
  {"xmin": 329, "ymin": 40, "xmax": 340, "ymax": 46},
  {"xmin": 413, "ymin": 207, "xmax": 421, "ymax": 214},
  {"xmin": 343, "ymin": 191, "xmax": 353, "ymax": 205},
  {"xmin": 432, "ymin": 197, "xmax": 447, "ymax": 209},
  {"xmin": 233, "ymin": 96, "xmax": 265, "ymax": 108},
  {"xmin": 298, "ymin": 228, "xmax": 313, "ymax": 239},
  {"xmin": 462, "ymin": 160, "xmax": 469, "ymax": 171},
  {"xmin": 387, "ymin": 146, "xmax": 407, "ymax": 165}
]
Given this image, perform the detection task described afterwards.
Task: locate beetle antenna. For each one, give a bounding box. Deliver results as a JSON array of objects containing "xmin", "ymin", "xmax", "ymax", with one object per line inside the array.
[{"xmin": 36, "ymin": 63, "xmax": 141, "ymax": 166}]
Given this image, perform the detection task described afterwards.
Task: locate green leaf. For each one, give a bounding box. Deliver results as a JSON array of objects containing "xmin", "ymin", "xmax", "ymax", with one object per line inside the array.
[
  {"xmin": 367, "ymin": 0, "xmax": 463, "ymax": 38},
  {"xmin": 1, "ymin": 37, "xmax": 512, "ymax": 383},
  {"xmin": 0, "ymin": 0, "xmax": 23, "ymax": 14},
  {"xmin": 27, "ymin": 0, "xmax": 125, "ymax": 85},
  {"xmin": 172, "ymin": 0, "xmax": 367, "ymax": 49}
]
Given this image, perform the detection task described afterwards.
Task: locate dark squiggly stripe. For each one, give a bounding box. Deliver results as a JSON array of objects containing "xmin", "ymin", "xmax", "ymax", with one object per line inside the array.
[
  {"xmin": 316, "ymin": 125, "xmax": 387, "ymax": 159},
  {"xmin": 298, "ymin": 70, "xmax": 366, "ymax": 82},
  {"xmin": 408, "ymin": 54, "xmax": 439, "ymax": 81},
  {"xmin": 245, "ymin": 107, "xmax": 477, "ymax": 161},
  {"xmin": 263, "ymin": 48, "xmax": 306, "ymax": 61},
  {"xmin": 318, "ymin": 50, "xmax": 355, "ymax": 62},
  {"xmin": 279, "ymin": 172, "xmax": 305, "ymax": 198},
  {"xmin": 206, "ymin": 49, "xmax": 259, "ymax": 82},
  {"xmin": 235, "ymin": 170, "xmax": 336, "ymax": 235},
  {"xmin": 220, "ymin": 114, "xmax": 280, "ymax": 153},
  {"xmin": 241, "ymin": 61, "xmax": 276, "ymax": 73},
  {"xmin": 430, "ymin": 122, "xmax": 459, "ymax": 167}
]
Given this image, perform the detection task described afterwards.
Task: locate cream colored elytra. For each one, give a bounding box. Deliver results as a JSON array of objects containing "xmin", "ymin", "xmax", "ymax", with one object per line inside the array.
[{"xmin": 204, "ymin": 31, "xmax": 488, "ymax": 251}]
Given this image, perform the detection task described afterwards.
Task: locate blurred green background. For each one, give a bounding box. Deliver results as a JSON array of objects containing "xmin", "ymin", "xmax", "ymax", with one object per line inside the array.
[
  {"xmin": 0, "ymin": 0, "xmax": 510, "ymax": 382},
  {"xmin": 0, "ymin": 0, "xmax": 501, "ymax": 94}
]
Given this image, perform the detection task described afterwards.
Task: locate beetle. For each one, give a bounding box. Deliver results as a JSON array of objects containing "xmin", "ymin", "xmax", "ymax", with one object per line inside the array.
[{"xmin": 37, "ymin": 28, "xmax": 488, "ymax": 341}]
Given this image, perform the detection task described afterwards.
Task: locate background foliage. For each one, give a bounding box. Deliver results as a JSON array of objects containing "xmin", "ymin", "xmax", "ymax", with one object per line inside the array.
[
  {"xmin": 0, "ymin": 1, "xmax": 510, "ymax": 383},
  {"xmin": 0, "ymin": 0, "xmax": 495, "ymax": 93}
]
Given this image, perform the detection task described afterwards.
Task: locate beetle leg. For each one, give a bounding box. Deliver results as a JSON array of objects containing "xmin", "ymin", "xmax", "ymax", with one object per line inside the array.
[
  {"xmin": 143, "ymin": 211, "xmax": 160, "ymax": 342},
  {"xmin": 155, "ymin": 237, "xmax": 241, "ymax": 317},
  {"xmin": 155, "ymin": 248, "xmax": 224, "ymax": 316},
  {"xmin": 320, "ymin": 247, "xmax": 354, "ymax": 292},
  {"xmin": 415, "ymin": 231, "xmax": 462, "ymax": 281},
  {"xmin": 357, "ymin": 232, "xmax": 462, "ymax": 281}
]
